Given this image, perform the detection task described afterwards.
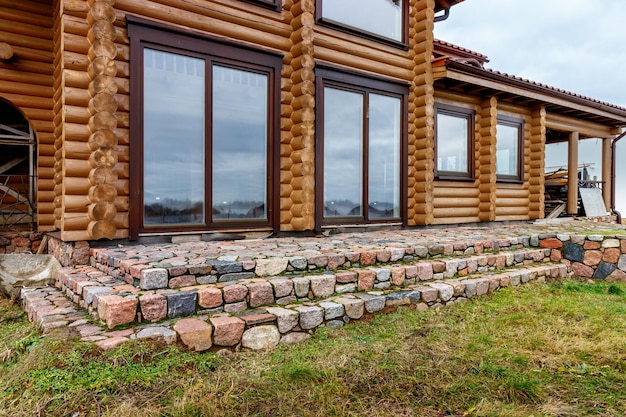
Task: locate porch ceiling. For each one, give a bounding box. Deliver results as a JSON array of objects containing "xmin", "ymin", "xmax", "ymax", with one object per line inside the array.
[{"xmin": 433, "ymin": 58, "xmax": 626, "ymax": 135}]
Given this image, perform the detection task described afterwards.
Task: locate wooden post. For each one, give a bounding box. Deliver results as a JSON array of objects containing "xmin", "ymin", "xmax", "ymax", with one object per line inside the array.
[
  {"xmin": 602, "ymin": 136, "xmax": 612, "ymax": 211},
  {"xmin": 567, "ymin": 131, "xmax": 579, "ymax": 214}
]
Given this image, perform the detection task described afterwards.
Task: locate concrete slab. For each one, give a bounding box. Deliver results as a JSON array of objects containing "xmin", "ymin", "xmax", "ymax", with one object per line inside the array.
[{"xmin": 0, "ymin": 254, "xmax": 61, "ymax": 298}]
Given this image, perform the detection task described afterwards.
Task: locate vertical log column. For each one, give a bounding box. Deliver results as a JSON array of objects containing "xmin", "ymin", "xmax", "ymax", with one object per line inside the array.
[
  {"xmin": 477, "ymin": 96, "xmax": 497, "ymax": 221},
  {"xmin": 602, "ymin": 136, "xmax": 612, "ymax": 211},
  {"xmin": 528, "ymin": 105, "xmax": 546, "ymax": 219},
  {"xmin": 52, "ymin": 1, "xmax": 66, "ymax": 231},
  {"xmin": 86, "ymin": 0, "xmax": 119, "ymax": 239},
  {"xmin": 567, "ymin": 131, "xmax": 579, "ymax": 215},
  {"xmin": 285, "ymin": 0, "xmax": 315, "ymax": 231},
  {"xmin": 407, "ymin": 0, "xmax": 435, "ymax": 225}
]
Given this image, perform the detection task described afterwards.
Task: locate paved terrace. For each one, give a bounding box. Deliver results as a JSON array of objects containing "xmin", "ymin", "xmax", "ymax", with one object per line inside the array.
[{"xmin": 21, "ymin": 219, "xmax": 626, "ymax": 351}]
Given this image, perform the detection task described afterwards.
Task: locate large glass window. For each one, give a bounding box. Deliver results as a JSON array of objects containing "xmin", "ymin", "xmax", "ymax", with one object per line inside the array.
[
  {"xmin": 317, "ymin": 69, "xmax": 406, "ymax": 224},
  {"xmin": 317, "ymin": 0, "xmax": 405, "ymax": 44},
  {"xmin": 129, "ymin": 20, "xmax": 281, "ymax": 235},
  {"xmin": 435, "ymin": 104, "xmax": 474, "ymax": 179},
  {"xmin": 496, "ymin": 117, "xmax": 523, "ymax": 181}
]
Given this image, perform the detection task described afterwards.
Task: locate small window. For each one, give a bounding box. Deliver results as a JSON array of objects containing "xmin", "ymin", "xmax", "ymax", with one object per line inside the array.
[
  {"xmin": 316, "ymin": 0, "xmax": 407, "ymax": 46},
  {"xmin": 496, "ymin": 116, "xmax": 523, "ymax": 181},
  {"xmin": 435, "ymin": 104, "xmax": 474, "ymax": 180}
]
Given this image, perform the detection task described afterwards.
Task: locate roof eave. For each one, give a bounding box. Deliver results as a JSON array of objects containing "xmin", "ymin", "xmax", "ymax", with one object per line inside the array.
[{"xmin": 437, "ymin": 60, "xmax": 626, "ymax": 126}]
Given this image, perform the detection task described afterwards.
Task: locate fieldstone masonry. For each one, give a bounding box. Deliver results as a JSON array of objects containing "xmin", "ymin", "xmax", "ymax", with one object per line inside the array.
[{"xmin": 16, "ymin": 220, "xmax": 626, "ymax": 351}]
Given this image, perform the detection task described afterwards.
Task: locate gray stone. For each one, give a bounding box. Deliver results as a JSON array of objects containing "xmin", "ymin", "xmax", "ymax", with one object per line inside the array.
[
  {"xmin": 463, "ymin": 279, "xmax": 477, "ymax": 297},
  {"xmin": 242, "ymin": 325, "xmax": 280, "ymax": 350},
  {"xmin": 530, "ymin": 235, "xmax": 539, "ymax": 246},
  {"xmin": 369, "ymin": 268, "xmax": 391, "ymax": 282},
  {"xmin": 319, "ymin": 301, "xmax": 344, "ymax": 320},
  {"xmin": 196, "ymin": 275, "xmax": 217, "ymax": 285},
  {"xmin": 136, "ymin": 326, "xmax": 177, "ymax": 344},
  {"xmin": 280, "ymin": 332, "xmax": 310, "ymax": 345},
  {"xmin": 336, "ymin": 283, "xmax": 357, "ymax": 293},
  {"xmin": 563, "ymin": 242, "xmax": 584, "ymax": 262},
  {"xmin": 288, "ymin": 256, "xmax": 308, "ymax": 270},
  {"xmin": 389, "ymin": 248, "xmax": 405, "ymax": 262},
  {"xmin": 266, "ymin": 307, "xmax": 299, "ymax": 333},
  {"xmin": 427, "ymin": 282, "xmax": 454, "ymax": 302},
  {"xmin": 276, "ymin": 295, "xmax": 297, "ymax": 305},
  {"xmin": 292, "ymin": 277, "xmax": 310, "ymax": 298},
  {"xmin": 309, "ymin": 275, "xmax": 336, "ymax": 297},
  {"xmin": 218, "ymin": 272, "xmax": 254, "ymax": 283},
  {"xmin": 587, "ymin": 234, "xmax": 603, "ymax": 242},
  {"xmin": 355, "ymin": 293, "xmax": 386, "ymax": 313},
  {"xmin": 508, "ymin": 272, "xmax": 522, "ymax": 286},
  {"xmin": 556, "ymin": 234, "xmax": 570, "ymax": 242},
  {"xmin": 165, "ymin": 291, "xmax": 197, "ymax": 318},
  {"xmin": 374, "ymin": 282, "xmax": 391, "ymax": 290},
  {"xmin": 208, "ymin": 260, "xmax": 242, "ymax": 274},
  {"xmin": 385, "ymin": 290, "xmax": 419, "ymax": 306},
  {"xmin": 140, "ymin": 268, "xmax": 168, "ymax": 290},
  {"xmin": 294, "ymin": 305, "xmax": 323, "ymax": 330},
  {"xmin": 414, "ymin": 246, "xmax": 429, "ymax": 258},
  {"xmin": 619, "ymin": 255, "xmax": 626, "ymax": 271},
  {"xmin": 84, "ymin": 286, "xmax": 112, "ymax": 306},
  {"xmin": 0, "ymin": 254, "xmax": 61, "ymax": 297},
  {"xmin": 326, "ymin": 319, "xmax": 344, "ymax": 328},
  {"xmin": 594, "ymin": 262, "xmax": 616, "ymax": 280}
]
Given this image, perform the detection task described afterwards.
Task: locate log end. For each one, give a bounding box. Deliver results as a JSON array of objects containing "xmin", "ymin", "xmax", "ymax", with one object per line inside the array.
[{"xmin": 0, "ymin": 42, "xmax": 14, "ymax": 61}]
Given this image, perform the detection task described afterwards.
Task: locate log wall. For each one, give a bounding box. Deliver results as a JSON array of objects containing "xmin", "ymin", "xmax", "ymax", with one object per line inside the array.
[{"xmin": 0, "ymin": 0, "xmax": 55, "ymax": 231}]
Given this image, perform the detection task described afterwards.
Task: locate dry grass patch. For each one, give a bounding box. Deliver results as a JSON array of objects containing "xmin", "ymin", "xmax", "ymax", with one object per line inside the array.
[{"xmin": 1, "ymin": 280, "xmax": 626, "ymax": 416}]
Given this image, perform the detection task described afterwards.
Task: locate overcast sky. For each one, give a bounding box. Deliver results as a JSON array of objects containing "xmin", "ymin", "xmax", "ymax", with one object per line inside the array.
[{"xmin": 435, "ymin": 0, "xmax": 626, "ymax": 216}]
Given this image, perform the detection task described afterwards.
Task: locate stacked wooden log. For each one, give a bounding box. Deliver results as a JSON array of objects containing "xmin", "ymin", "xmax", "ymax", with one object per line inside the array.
[
  {"xmin": 407, "ymin": 0, "xmax": 435, "ymax": 225},
  {"xmin": 282, "ymin": 0, "xmax": 315, "ymax": 231},
  {"xmin": 0, "ymin": 0, "xmax": 55, "ymax": 230},
  {"xmin": 85, "ymin": 0, "xmax": 119, "ymax": 240},
  {"xmin": 528, "ymin": 106, "xmax": 546, "ymax": 219},
  {"xmin": 478, "ymin": 96, "xmax": 497, "ymax": 221}
]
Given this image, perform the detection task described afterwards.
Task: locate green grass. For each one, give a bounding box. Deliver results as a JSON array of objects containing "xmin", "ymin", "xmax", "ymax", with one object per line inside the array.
[{"xmin": 2, "ymin": 279, "xmax": 626, "ymax": 416}]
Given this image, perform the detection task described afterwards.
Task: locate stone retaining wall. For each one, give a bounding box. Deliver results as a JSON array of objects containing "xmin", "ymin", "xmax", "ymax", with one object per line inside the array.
[{"xmin": 540, "ymin": 234, "xmax": 626, "ymax": 281}]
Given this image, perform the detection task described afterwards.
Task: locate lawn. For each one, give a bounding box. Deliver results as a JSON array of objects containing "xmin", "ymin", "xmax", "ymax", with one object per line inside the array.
[{"xmin": 1, "ymin": 279, "xmax": 625, "ymax": 417}]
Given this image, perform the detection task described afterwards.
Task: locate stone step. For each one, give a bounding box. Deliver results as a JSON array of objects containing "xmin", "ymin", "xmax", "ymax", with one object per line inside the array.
[
  {"xmin": 21, "ymin": 261, "xmax": 568, "ymax": 351},
  {"xmin": 54, "ymin": 247, "xmax": 560, "ymax": 326}
]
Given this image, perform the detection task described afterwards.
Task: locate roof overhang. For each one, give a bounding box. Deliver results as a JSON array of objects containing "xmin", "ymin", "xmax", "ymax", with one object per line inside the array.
[
  {"xmin": 433, "ymin": 58, "xmax": 626, "ymax": 139},
  {"xmin": 435, "ymin": 0, "xmax": 465, "ymax": 13}
]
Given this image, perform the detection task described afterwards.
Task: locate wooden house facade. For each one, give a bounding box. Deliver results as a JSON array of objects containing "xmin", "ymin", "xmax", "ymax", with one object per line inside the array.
[{"xmin": 1, "ymin": 0, "xmax": 625, "ymax": 243}]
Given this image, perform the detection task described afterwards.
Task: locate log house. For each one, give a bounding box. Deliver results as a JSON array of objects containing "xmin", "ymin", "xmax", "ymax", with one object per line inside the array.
[{"xmin": 0, "ymin": 0, "xmax": 625, "ymax": 243}]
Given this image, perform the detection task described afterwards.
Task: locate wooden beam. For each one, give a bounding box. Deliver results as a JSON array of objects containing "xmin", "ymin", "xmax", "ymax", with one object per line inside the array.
[
  {"xmin": 602, "ymin": 137, "xmax": 612, "ymax": 210},
  {"xmin": 567, "ymin": 132, "xmax": 579, "ymax": 214}
]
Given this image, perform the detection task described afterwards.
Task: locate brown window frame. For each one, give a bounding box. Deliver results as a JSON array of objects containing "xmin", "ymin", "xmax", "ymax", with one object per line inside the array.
[
  {"xmin": 315, "ymin": 0, "xmax": 409, "ymax": 49},
  {"xmin": 315, "ymin": 65, "xmax": 408, "ymax": 229},
  {"xmin": 496, "ymin": 115, "xmax": 524, "ymax": 183},
  {"xmin": 434, "ymin": 103, "xmax": 475, "ymax": 181},
  {"xmin": 127, "ymin": 17, "xmax": 282, "ymax": 238},
  {"xmin": 239, "ymin": 0, "xmax": 282, "ymax": 12}
]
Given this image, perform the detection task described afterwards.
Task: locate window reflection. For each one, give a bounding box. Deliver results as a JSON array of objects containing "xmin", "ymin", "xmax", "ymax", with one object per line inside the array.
[
  {"xmin": 323, "ymin": 87, "xmax": 363, "ymax": 217},
  {"xmin": 143, "ymin": 49, "xmax": 205, "ymax": 225},
  {"xmin": 496, "ymin": 122, "xmax": 520, "ymax": 178},
  {"xmin": 368, "ymin": 94, "xmax": 400, "ymax": 219},
  {"xmin": 212, "ymin": 66, "xmax": 268, "ymax": 220},
  {"xmin": 436, "ymin": 111, "xmax": 470, "ymax": 176},
  {"xmin": 322, "ymin": 0, "xmax": 403, "ymax": 41}
]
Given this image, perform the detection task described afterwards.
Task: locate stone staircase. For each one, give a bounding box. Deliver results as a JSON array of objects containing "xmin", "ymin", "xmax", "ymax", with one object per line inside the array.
[{"xmin": 19, "ymin": 220, "xmax": 626, "ymax": 351}]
